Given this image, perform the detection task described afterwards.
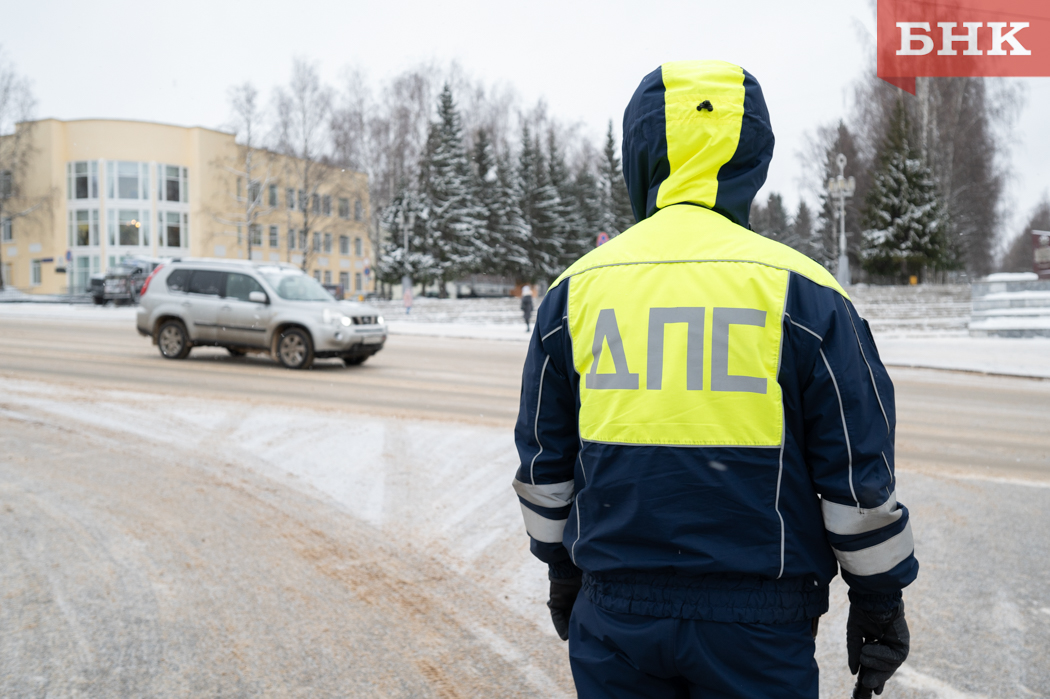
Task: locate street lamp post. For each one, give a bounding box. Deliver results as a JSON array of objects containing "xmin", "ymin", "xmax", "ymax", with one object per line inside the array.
[{"xmin": 826, "ymin": 153, "xmax": 856, "ymax": 288}]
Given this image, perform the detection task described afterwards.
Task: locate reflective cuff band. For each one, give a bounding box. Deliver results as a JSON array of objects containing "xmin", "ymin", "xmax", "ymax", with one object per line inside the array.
[
  {"xmin": 512, "ymin": 478, "xmax": 575, "ymax": 509},
  {"xmin": 519, "ymin": 503, "xmax": 568, "ymax": 544},
  {"xmin": 822, "ymin": 491, "xmax": 902, "ymax": 536},
  {"xmin": 833, "ymin": 522, "xmax": 914, "ymax": 577}
]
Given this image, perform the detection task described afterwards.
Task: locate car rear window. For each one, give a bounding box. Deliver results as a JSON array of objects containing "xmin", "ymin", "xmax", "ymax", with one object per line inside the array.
[
  {"xmin": 188, "ymin": 270, "xmax": 225, "ymax": 296},
  {"xmin": 166, "ymin": 269, "xmax": 189, "ymax": 292}
]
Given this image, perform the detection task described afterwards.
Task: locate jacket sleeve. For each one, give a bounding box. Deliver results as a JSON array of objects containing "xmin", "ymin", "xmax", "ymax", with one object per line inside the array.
[
  {"xmin": 512, "ymin": 280, "xmax": 581, "ymax": 574},
  {"xmin": 796, "ymin": 287, "xmax": 918, "ymax": 610}
]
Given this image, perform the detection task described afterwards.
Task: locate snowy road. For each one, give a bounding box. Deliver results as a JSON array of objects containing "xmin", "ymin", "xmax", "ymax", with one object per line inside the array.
[{"xmin": 1, "ymin": 311, "xmax": 1049, "ymax": 697}]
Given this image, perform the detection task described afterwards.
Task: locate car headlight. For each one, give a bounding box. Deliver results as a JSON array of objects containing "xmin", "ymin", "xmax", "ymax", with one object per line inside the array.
[
  {"xmin": 377, "ymin": 315, "xmax": 385, "ymax": 325},
  {"xmin": 340, "ymin": 315, "xmax": 352, "ymax": 326}
]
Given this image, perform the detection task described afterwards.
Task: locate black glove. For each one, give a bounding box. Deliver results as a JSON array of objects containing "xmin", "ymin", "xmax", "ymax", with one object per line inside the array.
[
  {"xmin": 547, "ymin": 574, "xmax": 582, "ymax": 641},
  {"xmin": 847, "ymin": 601, "xmax": 910, "ymax": 696}
]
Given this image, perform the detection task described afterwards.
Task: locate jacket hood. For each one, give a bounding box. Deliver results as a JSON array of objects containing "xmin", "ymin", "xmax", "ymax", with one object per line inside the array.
[{"xmin": 622, "ymin": 60, "xmax": 774, "ymax": 228}]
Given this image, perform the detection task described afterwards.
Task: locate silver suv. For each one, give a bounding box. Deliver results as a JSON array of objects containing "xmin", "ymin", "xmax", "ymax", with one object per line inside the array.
[{"xmin": 135, "ymin": 259, "xmax": 387, "ymax": 369}]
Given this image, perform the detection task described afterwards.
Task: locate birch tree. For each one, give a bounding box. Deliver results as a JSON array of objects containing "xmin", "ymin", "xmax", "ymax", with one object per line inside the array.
[
  {"xmin": 218, "ymin": 83, "xmax": 276, "ymax": 260},
  {"xmin": 275, "ymin": 60, "xmax": 333, "ymax": 272},
  {"xmin": 0, "ymin": 48, "xmax": 36, "ymax": 290}
]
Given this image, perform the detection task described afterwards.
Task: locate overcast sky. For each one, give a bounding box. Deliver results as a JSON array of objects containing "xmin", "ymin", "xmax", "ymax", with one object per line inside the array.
[{"xmin": 4, "ymin": 0, "xmax": 1048, "ymax": 245}]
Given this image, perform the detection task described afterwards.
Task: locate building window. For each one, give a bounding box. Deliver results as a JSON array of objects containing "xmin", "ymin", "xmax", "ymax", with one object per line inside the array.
[
  {"xmin": 323, "ymin": 232, "xmax": 332, "ymax": 253},
  {"xmin": 298, "ymin": 190, "xmax": 306, "ymax": 211},
  {"xmin": 249, "ymin": 224, "xmax": 262, "ymax": 247},
  {"xmin": 339, "ymin": 271, "xmax": 349, "ymax": 290},
  {"xmin": 354, "ymin": 199, "xmax": 363, "ymax": 221},
  {"xmin": 0, "ymin": 170, "xmax": 12, "ymax": 199},
  {"xmin": 268, "ymin": 184, "xmax": 278, "ymax": 207},
  {"xmin": 339, "ymin": 235, "xmax": 349, "ymax": 255},
  {"xmin": 249, "ymin": 180, "xmax": 262, "ymax": 207},
  {"xmin": 323, "ymin": 270, "xmax": 331, "ymax": 284},
  {"xmin": 159, "ymin": 211, "xmax": 186, "ymax": 248},
  {"xmin": 30, "ymin": 259, "xmax": 41, "ymax": 286},
  {"xmin": 298, "ymin": 230, "xmax": 307, "ymax": 250},
  {"xmin": 338, "ymin": 197, "xmax": 349, "ymax": 219},
  {"xmin": 312, "ymin": 231, "xmax": 321, "ymax": 252},
  {"xmin": 313, "ymin": 270, "xmax": 321, "ymax": 281},
  {"xmin": 355, "ymin": 272, "xmax": 362, "ymax": 291},
  {"xmin": 109, "ymin": 209, "xmax": 149, "ymax": 246},
  {"xmin": 68, "ymin": 210, "xmax": 100, "ymax": 247},
  {"xmin": 67, "ymin": 162, "xmax": 99, "ymax": 200},
  {"xmin": 354, "ymin": 236, "xmax": 363, "ymax": 257},
  {"xmin": 269, "ymin": 225, "xmax": 279, "ymax": 247},
  {"xmin": 108, "ymin": 161, "xmax": 149, "ymax": 200},
  {"xmin": 1, "ymin": 218, "xmax": 11, "ymax": 242},
  {"xmin": 286, "ymin": 188, "xmax": 296, "ymax": 210},
  {"xmin": 158, "ymin": 164, "xmax": 188, "ymax": 203},
  {"xmin": 322, "ymin": 195, "xmax": 332, "ymax": 216},
  {"xmin": 287, "ymin": 228, "xmax": 296, "ymax": 250},
  {"xmin": 311, "ymin": 194, "xmax": 320, "ymax": 214}
]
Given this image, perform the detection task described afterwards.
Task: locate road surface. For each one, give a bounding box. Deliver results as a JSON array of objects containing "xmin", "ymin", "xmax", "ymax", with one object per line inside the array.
[{"xmin": 1, "ymin": 309, "xmax": 1048, "ymax": 697}]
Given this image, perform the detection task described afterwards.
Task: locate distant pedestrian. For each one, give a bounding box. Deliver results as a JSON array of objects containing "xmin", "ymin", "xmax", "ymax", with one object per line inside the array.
[
  {"xmin": 403, "ymin": 286, "xmax": 413, "ymax": 315},
  {"xmin": 520, "ymin": 284, "xmax": 534, "ymax": 331}
]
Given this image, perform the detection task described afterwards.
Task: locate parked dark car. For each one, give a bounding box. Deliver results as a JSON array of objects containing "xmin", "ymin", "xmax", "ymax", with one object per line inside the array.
[
  {"xmin": 89, "ymin": 273, "xmax": 106, "ymax": 304},
  {"xmin": 97, "ymin": 256, "xmax": 167, "ymax": 305}
]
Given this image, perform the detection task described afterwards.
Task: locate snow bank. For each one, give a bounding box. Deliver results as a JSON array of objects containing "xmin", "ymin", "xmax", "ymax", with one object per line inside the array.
[
  {"xmin": 877, "ymin": 336, "xmax": 1050, "ymax": 378},
  {"xmin": 983, "ymin": 272, "xmax": 1038, "ymax": 282},
  {"xmin": 0, "ymin": 303, "xmax": 136, "ymax": 322}
]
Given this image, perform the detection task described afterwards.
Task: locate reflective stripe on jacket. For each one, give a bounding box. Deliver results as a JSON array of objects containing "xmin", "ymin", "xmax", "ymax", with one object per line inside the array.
[{"xmin": 512, "ymin": 60, "xmax": 917, "ymax": 623}]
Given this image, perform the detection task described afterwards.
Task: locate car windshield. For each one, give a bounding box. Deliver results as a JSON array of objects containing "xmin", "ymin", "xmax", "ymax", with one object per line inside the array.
[{"xmin": 260, "ymin": 272, "xmax": 334, "ymax": 301}]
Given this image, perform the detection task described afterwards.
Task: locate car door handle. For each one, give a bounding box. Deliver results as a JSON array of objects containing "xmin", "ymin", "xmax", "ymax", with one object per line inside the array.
[
  {"xmin": 181, "ymin": 301, "xmax": 191, "ymax": 308},
  {"xmin": 221, "ymin": 305, "xmax": 231, "ymax": 311}
]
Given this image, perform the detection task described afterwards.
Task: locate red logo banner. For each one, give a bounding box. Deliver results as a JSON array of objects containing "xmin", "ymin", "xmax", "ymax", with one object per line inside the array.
[{"xmin": 878, "ymin": 0, "xmax": 1050, "ymax": 94}]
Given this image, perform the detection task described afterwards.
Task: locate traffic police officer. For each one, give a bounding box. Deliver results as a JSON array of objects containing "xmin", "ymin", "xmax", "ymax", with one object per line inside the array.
[{"xmin": 513, "ymin": 60, "xmax": 916, "ymax": 697}]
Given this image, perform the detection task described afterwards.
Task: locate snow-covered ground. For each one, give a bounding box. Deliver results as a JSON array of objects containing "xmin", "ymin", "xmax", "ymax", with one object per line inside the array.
[{"xmin": 3, "ymin": 375, "xmax": 1047, "ymax": 698}]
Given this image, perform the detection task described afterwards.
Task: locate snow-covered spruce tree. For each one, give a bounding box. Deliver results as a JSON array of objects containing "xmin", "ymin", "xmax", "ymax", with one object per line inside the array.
[
  {"xmin": 547, "ymin": 130, "xmax": 588, "ymax": 269},
  {"xmin": 470, "ymin": 127, "xmax": 503, "ymax": 274},
  {"xmin": 571, "ymin": 163, "xmax": 603, "ymax": 258},
  {"xmin": 861, "ymin": 99, "xmax": 950, "ymax": 282},
  {"xmin": 376, "ymin": 184, "xmax": 442, "ymax": 287},
  {"xmin": 790, "ymin": 200, "xmax": 823, "ymax": 263},
  {"xmin": 518, "ymin": 125, "xmax": 562, "ymax": 281},
  {"xmin": 494, "ymin": 149, "xmax": 532, "ymax": 279},
  {"xmin": 422, "ymin": 84, "xmax": 488, "ymax": 291},
  {"xmin": 752, "ymin": 193, "xmax": 796, "ymax": 249},
  {"xmin": 599, "ymin": 121, "xmax": 635, "ymax": 236}
]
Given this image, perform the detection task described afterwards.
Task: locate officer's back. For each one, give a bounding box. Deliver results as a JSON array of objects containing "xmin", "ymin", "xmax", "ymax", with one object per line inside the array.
[{"xmin": 513, "ymin": 60, "xmax": 916, "ymax": 698}]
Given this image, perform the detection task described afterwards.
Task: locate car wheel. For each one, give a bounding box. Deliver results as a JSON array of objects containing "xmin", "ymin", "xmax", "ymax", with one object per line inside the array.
[
  {"xmin": 92, "ymin": 296, "xmax": 104, "ymax": 306},
  {"xmin": 277, "ymin": 328, "xmax": 314, "ymax": 370},
  {"xmin": 227, "ymin": 347, "xmax": 247, "ymax": 357},
  {"xmin": 157, "ymin": 320, "xmax": 191, "ymax": 360},
  {"xmin": 343, "ymin": 355, "xmax": 368, "ymax": 366}
]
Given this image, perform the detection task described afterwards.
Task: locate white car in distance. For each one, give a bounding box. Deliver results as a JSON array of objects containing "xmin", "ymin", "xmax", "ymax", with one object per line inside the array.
[{"xmin": 136, "ymin": 259, "xmax": 386, "ymax": 370}]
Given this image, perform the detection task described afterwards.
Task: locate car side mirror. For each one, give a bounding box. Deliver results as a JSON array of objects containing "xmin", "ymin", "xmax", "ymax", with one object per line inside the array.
[{"xmin": 249, "ymin": 291, "xmax": 268, "ymax": 304}]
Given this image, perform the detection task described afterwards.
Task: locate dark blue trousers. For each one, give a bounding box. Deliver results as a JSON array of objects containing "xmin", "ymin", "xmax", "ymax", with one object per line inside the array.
[{"xmin": 569, "ymin": 594, "xmax": 818, "ymax": 698}]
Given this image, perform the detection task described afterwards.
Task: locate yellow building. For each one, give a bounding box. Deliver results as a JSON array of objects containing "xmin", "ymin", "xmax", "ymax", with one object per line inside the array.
[{"xmin": 0, "ymin": 118, "xmax": 373, "ymax": 296}]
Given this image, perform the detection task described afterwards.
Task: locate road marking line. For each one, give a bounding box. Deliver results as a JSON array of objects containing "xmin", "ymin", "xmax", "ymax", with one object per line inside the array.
[
  {"xmin": 472, "ymin": 626, "xmax": 571, "ymax": 699},
  {"xmin": 915, "ymin": 471, "xmax": 1050, "ymax": 490},
  {"xmin": 896, "ymin": 666, "xmax": 989, "ymax": 699}
]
